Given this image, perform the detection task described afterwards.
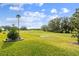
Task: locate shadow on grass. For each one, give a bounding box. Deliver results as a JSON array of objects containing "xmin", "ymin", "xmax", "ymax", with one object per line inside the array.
[
  {"xmin": 1, "ymin": 41, "xmax": 15, "ymax": 49},
  {"xmin": 71, "ymin": 42, "xmax": 79, "ymax": 45}
]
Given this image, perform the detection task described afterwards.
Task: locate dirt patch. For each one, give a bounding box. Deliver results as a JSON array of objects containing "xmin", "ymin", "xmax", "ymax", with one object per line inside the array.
[{"xmin": 70, "ymin": 42, "xmax": 79, "ymax": 45}]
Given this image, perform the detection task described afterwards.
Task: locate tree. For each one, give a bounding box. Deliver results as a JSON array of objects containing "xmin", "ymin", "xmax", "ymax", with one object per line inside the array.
[
  {"xmin": 2, "ymin": 25, "xmax": 11, "ymax": 31},
  {"xmin": 70, "ymin": 8, "xmax": 79, "ymax": 32},
  {"xmin": 48, "ymin": 17, "xmax": 61, "ymax": 32},
  {"xmin": 47, "ymin": 17, "xmax": 73, "ymax": 33},
  {"xmin": 60, "ymin": 17, "xmax": 71, "ymax": 33},
  {"xmin": 41, "ymin": 25, "xmax": 48, "ymax": 31},
  {"xmin": 69, "ymin": 17, "xmax": 75, "ymax": 33},
  {"xmin": 20, "ymin": 26, "xmax": 27, "ymax": 30},
  {"xmin": 70, "ymin": 8, "xmax": 79, "ymax": 44}
]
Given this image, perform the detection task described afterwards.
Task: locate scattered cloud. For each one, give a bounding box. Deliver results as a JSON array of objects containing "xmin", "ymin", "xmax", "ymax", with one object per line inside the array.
[
  {"xmin": 48, "ymin": 15, "xmax": 59, "ymax": 20},
  {"xmin": 24, "ymin": 11, "xmax": 46, "ymax": 18},
  {"xmin": 27, "ymin": 3, "xmax": 44, "ymax": 7},
  {"xmin": 26, "ymin": 22, "xmax": 43, "ymax": 29},
  {"xmin": 9, "ymin": 4, "xmax": 24, "ymax": 11},
  {"xmin": 41, "ymin": 9, "xmax": 45, "ymax": 11},
  {"xmin": 6, "ymin": 11, "xmax": 47, "ymax": 28},
  {"xmin": 0, "ymin": 4, "xmax": 71, "ymax": 29},
  {"xmin": 5, "ymin": 11, "xmax": 58, "ymax": 29},
  {"xmin": 38, "ymin": 3, "xmax": 44, "ymax": 7},
  {"xmin": 51, "ymin": 8, "xmax": 57, "ymax": 14},
  {"xmin": 61, "ymin": 8, "xmax": 69, "ymax": 13},
  {"xmin": 0, "ymin": 3, "xmax": 24, "ymax": 11},
  {"xmin": 9, "ymin": 6, "xmax": 24, "ymax": 11}
]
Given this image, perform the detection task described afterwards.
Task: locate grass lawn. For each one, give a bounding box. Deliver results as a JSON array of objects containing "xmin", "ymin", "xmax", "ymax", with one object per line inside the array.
[{"xmin": 0, "ymin": 30, "xmax": 79, "ymax": 56}]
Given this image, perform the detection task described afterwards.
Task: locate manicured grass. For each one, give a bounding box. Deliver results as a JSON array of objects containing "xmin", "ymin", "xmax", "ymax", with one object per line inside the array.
[{"xmin": 0, "ymin": 30, "xmax": 79, "ymax": 56}]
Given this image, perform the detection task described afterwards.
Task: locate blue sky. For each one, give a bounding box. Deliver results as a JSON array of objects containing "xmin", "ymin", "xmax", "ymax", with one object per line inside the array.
[{"xmin": 0, "ymin": 3, "xmax": 78, "ymax": 29}]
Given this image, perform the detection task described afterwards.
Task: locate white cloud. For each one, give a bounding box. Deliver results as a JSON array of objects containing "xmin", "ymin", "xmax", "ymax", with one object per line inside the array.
[
  {"xmin": 39, "ymin": 3, "xmax": 44, "ymax": 7},
  {"xmin": 24, "ymin": 11, "xmax": 46, "ymax": 18},
  {"xmin": 23, "ymin": 11, "xmax": 47, "ymax": 24},
  {"xmin": 52, "ymin": 15, "xmax": 59, "ymax": 19},
  {"xmin": 51, "ymin": 8, "xmax": 57, "ymax": 14},
  {"xmin": 48, "ymin": 15, "xmax": 59, "ymax": 21},
  {"xmin": 33, "ymin": 3, "xmax": 44, "ymax": 7},
  {"xmin": 26, "ymin": 22, "xmax": 43, "ymax": 29},
  {"xmin": 6, "ymin": 17, "xmax": 44, "ymax": 29},
  {"xmin": 9, "ymin": 4, "xmax": 24, "ymax": 11},
  {"xmin": 26, "ymin": 3, "xmax": 44, "ymax": 7},
  {"xmin": 61, "ymin": 8, "xmax": 69, "ymax": 13},
  {"xmin": 9, "ymin": 6, "xmax": 24, "ymax": 11},
  {"xmin": 41, "ymin": 9, "xmax": 45, "ymax": 11},
  {"xmin": 5, "ymin": 11, "xmax": 59, "ymax": 29},
  {"xmin": 0, "ymin": 3, "xmax": 24, "ymax": 11},
  {"xmin": 6, "ymin": 11, "xmax": 47, "ymax": 28}
]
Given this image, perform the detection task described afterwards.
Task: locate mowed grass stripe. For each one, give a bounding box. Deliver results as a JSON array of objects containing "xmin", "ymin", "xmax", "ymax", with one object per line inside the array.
[{"xmin": 0, "ymin": 30, "xmax": 78, "ymax": 56}]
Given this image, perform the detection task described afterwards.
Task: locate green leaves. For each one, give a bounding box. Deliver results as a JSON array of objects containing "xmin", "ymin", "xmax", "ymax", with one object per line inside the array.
[{"xmin": 7, "ymin": 26, "xmax": 19, "ymax": 40}]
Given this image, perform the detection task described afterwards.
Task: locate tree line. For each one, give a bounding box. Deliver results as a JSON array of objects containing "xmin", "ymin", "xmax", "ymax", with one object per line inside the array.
[
  {"xmin": 41, "ymin": 8, "xmax": 79, "ymax": 34},
  {"xmin": 0, "ymin": 25, "xmax": 27, "ymax": 32}
]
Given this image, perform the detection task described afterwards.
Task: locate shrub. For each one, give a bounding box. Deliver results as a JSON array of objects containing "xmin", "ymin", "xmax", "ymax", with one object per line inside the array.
[{"xmin": 7, "ymin": 27, "xmax": 19, "ymax": 40}]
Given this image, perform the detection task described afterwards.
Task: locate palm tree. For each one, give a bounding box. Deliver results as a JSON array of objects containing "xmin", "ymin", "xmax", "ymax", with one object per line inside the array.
[{"xmin": 16, "ymin": 14, "xmax": 21, "ymax": 35}]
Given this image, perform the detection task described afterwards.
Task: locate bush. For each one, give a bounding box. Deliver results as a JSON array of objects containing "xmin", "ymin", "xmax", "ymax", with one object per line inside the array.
[
  {"xmin": 0, "ymin": 28, "xmax": 2, "ymax": 32},
  {"xmin": 7, "ymin": 27, "xmax": 19, "ymax": 40}
]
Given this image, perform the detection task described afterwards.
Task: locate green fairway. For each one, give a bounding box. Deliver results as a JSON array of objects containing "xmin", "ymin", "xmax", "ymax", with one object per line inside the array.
[{"xmin": 0, "ymin": 30, "xmax": 79, "ymax": 56}]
